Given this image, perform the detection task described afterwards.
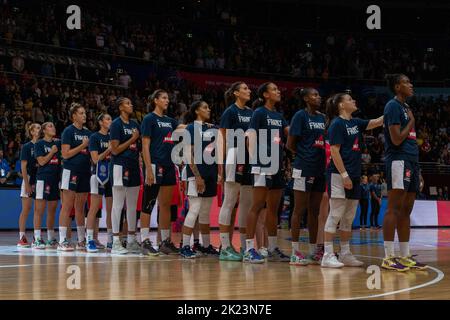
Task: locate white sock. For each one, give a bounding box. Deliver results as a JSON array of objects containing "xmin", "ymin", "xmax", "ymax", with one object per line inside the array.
[
  {"xmin": 268, "ymin": 236, "xmax": 277, "ymax": 252},
  {"xmin": 47, "ymin": 229, "xmax": 55, "ymax": 241},
  {"xmin": 384, "ymin": 241, "xmax": 395, "ymax": 258},
  {"xmin": 340, "ymin": 241, "xmax": 350, "ymax": 255},
  {"xmin": 87, "ymin": 229, "xmax": 94, "ymax": 241},
  {"xmin": 202, "ymin": 233, "xmax": 210, "ymax": 247},
  {"xmin": 220, "ymin": 233, "xmax": 230, "ymax": 249},
  {"xmin": 19, "ymin": 232, "xmax": 25, "ymax": 239},
  {"xmin": 59, "ymin": 227, "xmax": 67, "ymax": 243},
  {"xmin": 240, "ymin": 233, "xmax": 246, "ymax": 251},
  {"xmin": 246, "ymin": 239, "xmax": 255, "ymax": 252},
  {"xmin": 161, "ymin": 229, "xmax": 170, "ymax": 242},
  {"xmin": 324, "ymin": 241, "xmax": 334, "ymax": 255},
  {"xmin": 127, "ymin": 234, "xmax": 136, "ymax": 243},
  {"xmin": 77, "ymin": 226, "xmax": 85, "ymax": 242},
  {"xmin": 183, "ymin": 234, "xmax": 191, "ymax": 247},
  {"xmin": 107, "ymin": 229, "xmax": 113, "ymax": 242},
  {"xmin": 309, "ymin": 243, "xmax": 317, "ymax": 255},
  {"xmin": 292, "ymin": 242, "xmax": 299, "ymax": 255},
  {"xmin": 399, "ymin": 242, "xmax": 410, "ymax": 257},
  {"xmin": 34, "ymin": 229, "xmax": 41, "ymax": 240},
  {"xmin": 141, "ymin": 228, "xmax": 150, "ymax": 242},
  {"xmin": 113, "ymin": 235, "xmax": 120, "ymax": 243}
]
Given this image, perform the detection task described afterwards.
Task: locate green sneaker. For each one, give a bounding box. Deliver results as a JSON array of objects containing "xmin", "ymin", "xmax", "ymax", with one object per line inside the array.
[{"xmin": 220, "ymin": 246, "xmax": 243, "ymax": 261}]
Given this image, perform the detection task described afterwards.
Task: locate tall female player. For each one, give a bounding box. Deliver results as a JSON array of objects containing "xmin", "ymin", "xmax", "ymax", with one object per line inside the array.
[
  {"xmin": 382, "ymin": 74, "xmax": 427, "ymax": 271},
  {"xmin": 109, "ymin": 97, "xmax": 141, "ymax": 254},
  {"xmin": 245, "ymin": 82, "xmax": 290, "ymax": 264},
  {"xmin": 86, "ymin": 113, "xmax": 113, "ymax": 253},
  {"xmin": 218, "ymin": 82, "xmax": 253, "ymax": 261},
  {"xmin": 141, "ymin": 90, "xmax": 186, "ymax": 256},
  {"xmin": 34, "ymin": 122, "xmax": 61, "ymax": 249},
  {"xmin": 287, "ymin": 87, "xmax": 326, "ymax": 266},
  {"xmin": 17, "ymin": 123, "xmax": 40, "ymax": 247},
  {"xmin": 322, "ymin": 93, "xmax": 383, "ymax": 268},
  {"xmin": 58, "ymin": 103, "xmax": 92, "ymax": 251}
]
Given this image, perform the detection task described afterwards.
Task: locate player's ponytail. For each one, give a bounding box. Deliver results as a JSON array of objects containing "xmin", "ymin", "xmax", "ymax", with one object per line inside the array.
[
  {"xmin": 325, "ymin": 93, "xmax": 346, "ymax": 129},
  {"xmin": 224, "ymin": 82, "xmax": 244, "ymax": 106},
  {"xmin": 252, "ymin": 82, "xmax": 273, "ymax": 109}
]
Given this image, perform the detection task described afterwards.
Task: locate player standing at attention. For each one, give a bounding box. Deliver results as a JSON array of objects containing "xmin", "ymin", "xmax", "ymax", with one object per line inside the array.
[
  {"xmin": 322, "ymin": 93, "xmax": 383, "ymax": 268},
  {"xmin": 33, "ymin": 123, "xmax": 61, "ymax": 249},
  {"xmin": 218, "ymin": 82, "xmax": 253, "ymax": 261},
  {"xmin": 287, "ymin": 87, "xmax": 326, "ymax": 266},
  {"xmin": 86, "ymin": 113, "xmax": 113, "ymax": 253},
  {"xmin": 58, "ymin": 103, "xmax": 92, "ymax": 251},
  {"xmin": 382, "ymin": 74, "xmax": 427, "ymax": 271},
  {"xmin": 140, "ymin": 89, "xmax": 186, "ymax": 256},
  {"xmin": 245, "ymin": 82, "xmax": 290, "ymax": 264},
  {"xmin": 109, "ymin": 97, "xmax": 141, "ymax": 255},
  {"xmin": 180, "ymin": 101, "xmax": 220, "ymax": 259},
  {"xmin": 17, "ymin": 123, "xmax": 40, "ymax": 248}
]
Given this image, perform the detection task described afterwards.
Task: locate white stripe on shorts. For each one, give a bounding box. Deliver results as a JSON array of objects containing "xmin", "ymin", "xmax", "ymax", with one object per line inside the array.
[
  {"xmin": 225, "ymin": 147, "xmax": 237, "ymax": 183},
  {"xmin": 391, "ymin": 160, "xmax": 405, "ymax": 190},
  {"xmin": 35, "ymin": 180, "xmax": 44, "ymax": 200},
  {"xmin": 253, "ymin": 174, "xmax": 267, "ymax": 187},
  {"xmin": 292, "ymin": 169, "xmax": 306, "ymax": 191},
  {"xmin": 20, "ymin": 175, "xmax": 30, "ymax": 198},
  {"xmin": 187, "ymin": 177, "xmax": 198, "ymax": 197},
  {"xmin": 113, "ymin": 165, "xmax": 123, "ymax": 187},
  {"xmin": 90, "ymin": 175, "xmax": 99, "ymax": 195},
  {"xmin": 61, "ymin": 169, "xmax": 71, "ymax": 190},
  {"xmin": 330, "ymin": 173, "xmax": 346, "ymax": 199}
]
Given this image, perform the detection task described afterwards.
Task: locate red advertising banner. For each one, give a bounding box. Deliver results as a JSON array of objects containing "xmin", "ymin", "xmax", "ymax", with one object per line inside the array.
[{"xmin": 178, "ymin": 71, "xmax": 318, "ymax": 94}]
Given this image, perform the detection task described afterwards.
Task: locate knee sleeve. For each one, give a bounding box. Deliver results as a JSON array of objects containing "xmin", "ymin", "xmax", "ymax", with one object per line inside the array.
[
  {"xmin": 324, "ymin": 198, "xmax": 346, "ymax": 233},
  {"xmin": 125, "ymin": 186, "xmax": 140, "ymax": 232},
  {"xmin": 199, "ymin": 197, "xmax": 214, "ymax": 225},
  {"xmin": 112, "ymin": 186, "xmax": 126, "ymax": 234},
  {"xmin": 238, "ymin": 185, "xmax": 252, "ymax": 228},
  {"xmin": 339, "ymin": 200, "xmax": 358, "ymax": 232},
  {"xmin": 218, "ymin": 182, "xmax": 240, "ymax": 226},
  {"xmin": 184, "ymin": 197, "xmax": 202, "ymax": 228}
]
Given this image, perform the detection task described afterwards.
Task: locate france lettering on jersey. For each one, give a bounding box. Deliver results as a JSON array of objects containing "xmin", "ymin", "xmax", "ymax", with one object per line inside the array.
[
  {"xmin": 141, "ymin": 112, "xmax": 178, "ymax": 165},
  {"xmin": 185, "ymin": 122, "xmax": 218, "ymax": 179},
  {"xmin": 110, "ymin": 117, "xmax": 140, "ymax": 166},
  {"xmin": 61, "ymin": 124, "xmax": 92, "ymax": 173},
  {"xmin": 328, "ymin": 117, "xmax": 369, "ymax": 178},
  {"xmin": 20, "ymin": 141, "xmax": 38, "ymax": 178},
  {"xmin": 35, "ymin": 139, "xmax": 61, "ymax": 176},
  {"xmin": 383, "ymin": 98, "xmax": 419, "ymax": 162},
  {"xmin": 89, "ymin": 132, "xmax": 110, "ymax": 174},
  {"xmin": 248, "ymin": 106, "xmax": 287, "ymax": 169},
  {"xmin": 289, "ymin": 109, "xmax": 326, "ymax": 176}
]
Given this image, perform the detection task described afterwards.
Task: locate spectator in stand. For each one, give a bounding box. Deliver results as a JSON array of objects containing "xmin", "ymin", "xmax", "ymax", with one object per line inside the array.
[{"xmin": 0, "ymin": 149, "xmax": 11, "ymax": 185}]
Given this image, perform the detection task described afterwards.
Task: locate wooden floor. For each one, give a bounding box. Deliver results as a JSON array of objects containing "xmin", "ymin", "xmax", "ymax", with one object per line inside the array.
[{"xmin": 0, "ymin": 229, "xmax": 449, "ymax": 300}]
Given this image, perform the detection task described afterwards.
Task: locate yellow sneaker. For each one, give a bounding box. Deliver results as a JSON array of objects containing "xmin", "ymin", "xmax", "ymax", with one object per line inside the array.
[
  {"xmin": 396, "ymin": 255, "xmax": 428, "ymax": 270},
  {"xmin": 381, "ymin": 257, "xmax": 410, "ymax": 272}
]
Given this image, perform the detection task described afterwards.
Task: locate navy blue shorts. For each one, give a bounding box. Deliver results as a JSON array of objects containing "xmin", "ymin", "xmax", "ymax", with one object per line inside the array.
[
  {"xmin": 36, "ymin": 174, "xmax": 60, "ymax": 201},
  {"xmin": 111, "ymin": 163, "xmax": 141, "ymax": 188},
  {"xmin": 327, "ymin": 172, "xmax": 361, "ymax": 200},
  {"xmin": 61, "ymin": 168, "xmax": 90, "ymax": 193},
  {"xmin": 20, "ymin": 174, "xmax": 37, "ymax": 199},
  {"xmin": 90, "ymin": 175, "xmax": 113, "ymax": 197},
  {"xmin": 292, "ymin": 169, "xmax": 326, "ymax": 193},
  {"xmin": 252, "ymin": 170, "xmax": 286, "ymax": 190},
  {"xmin": 150, "ymin": 164, "xmax": 176, "ymax": 186},
  {"xmin": 187, "ymin": 176, "xmax": 217, "ymax": 198},
  {"xmin": 386, "ymin": 159, "xmax": 420, "ymax": 193}
]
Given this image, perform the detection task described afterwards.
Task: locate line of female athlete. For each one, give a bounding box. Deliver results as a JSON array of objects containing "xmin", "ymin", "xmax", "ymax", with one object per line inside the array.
[{"xmin": 16, "ymin": 73, "xmax": 427, "ymax": 270}]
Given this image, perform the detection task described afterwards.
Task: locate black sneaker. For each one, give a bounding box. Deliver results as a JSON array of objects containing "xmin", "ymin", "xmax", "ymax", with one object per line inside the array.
[
  {"xmin": 141, "ymin": 239, "xmax": 159, "ymax": 256},
  {"xmin": 159, "ymin": 239, "xmax": 179, "ymax": 255},
  {"xmin": 202, "ymin": 244, "xmax": 220, "ymax": 256}
]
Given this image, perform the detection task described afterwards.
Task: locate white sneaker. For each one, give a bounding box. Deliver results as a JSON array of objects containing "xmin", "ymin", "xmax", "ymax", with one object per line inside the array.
[
  {"xmin": 111, "ymin": 239, "xmax": 128, "ymax": 255},
  {"xmin": 338, "ymin": 252, "xmax": 364, "ymax": 267},
  {"xmin": 321, "ymin": 252, "xmax": 344, "ymax": 268},
  {"xmin": 127, "ymin": 239, "xmax": 141, "ymax": 254},
  {"xmin": 258, "ymin": 247, "xmax": 268, "ymax": 259}
]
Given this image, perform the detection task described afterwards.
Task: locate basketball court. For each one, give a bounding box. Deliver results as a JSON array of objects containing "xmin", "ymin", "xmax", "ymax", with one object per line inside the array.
[{"xmin": 0, "ymin": 228, "xmax": 448, "ymax": 300}]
